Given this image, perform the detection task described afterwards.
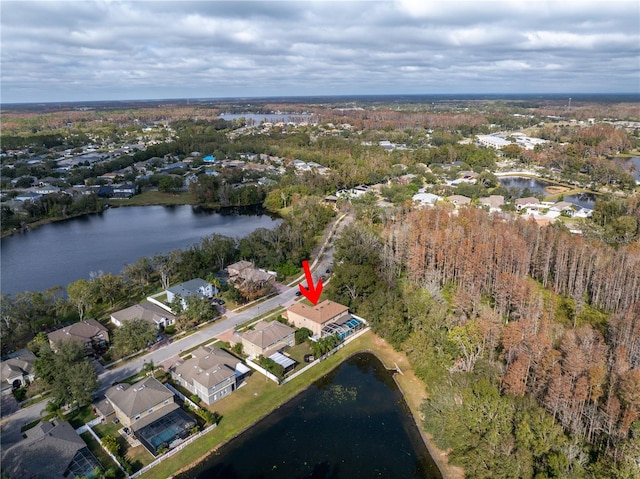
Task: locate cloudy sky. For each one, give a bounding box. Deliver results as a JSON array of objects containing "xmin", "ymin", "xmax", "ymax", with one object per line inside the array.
[{"xmin": 2, "ymin": 0, "xmax": 638, "ymax": 103}]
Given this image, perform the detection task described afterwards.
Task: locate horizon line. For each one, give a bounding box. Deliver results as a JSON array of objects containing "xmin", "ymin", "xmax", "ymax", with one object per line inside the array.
[{"xmin": 3, "ymin": 91, "xmax": 640, "ymax": 107}]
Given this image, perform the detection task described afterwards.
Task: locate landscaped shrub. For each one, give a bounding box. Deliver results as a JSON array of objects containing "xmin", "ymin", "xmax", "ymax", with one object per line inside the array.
[
  {"xmin": 257, "ymin": 355, "xmax": 285, "ymax": 381},
  {"xmin": 295, "ymin": 327, "xmax": 312, "ymax": 345}
]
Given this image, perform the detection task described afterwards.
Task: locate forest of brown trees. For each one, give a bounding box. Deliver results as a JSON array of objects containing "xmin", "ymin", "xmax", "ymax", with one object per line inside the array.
[
  {"xmin": 330, "ymin": 205, "xmax": 639, "ymax": 477},
  {"xmin": 401, "ymin": 207, "xmax": 639, "ymax": 450}
]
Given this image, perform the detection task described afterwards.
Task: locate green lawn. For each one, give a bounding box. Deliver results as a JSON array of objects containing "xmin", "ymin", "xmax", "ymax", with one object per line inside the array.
[
  {"xmin": 126, "ymin": 444, "xmax": 154, "ymax": 472},
  {"xmin": 285, "ymin": 342, "xmax": 312, "ymax": 367},
  {"xmin": 139, "ymin": 331, "xmax": 376, "ymax": 479},
  {"xmin": 94, "ymin": 421, "xmax": 121, "ymax": 439},
  {"xmin": 107, "ymin": 190, "xmax": 195, "ymax": 206},
  {"xmin": 66, "ymin": 404, "xmax": 98, "ymax": 429},
  {"xmin": 93, "ymin": 420, "xmax": 154, "ymax": 472}
]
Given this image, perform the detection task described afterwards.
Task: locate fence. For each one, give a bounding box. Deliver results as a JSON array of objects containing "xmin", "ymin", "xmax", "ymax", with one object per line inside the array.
[
  {"xmin": 74, "ymin": 416, "xmax": 102, "ymax": 434},
  {"xmin": 281, "ymin": 324, "xmax": 370, "ymax": 385},
  {"xmin": 164, "ymin": 382, "xmax": 201, "ymax": 411},
  {"xmin": 245, "ymin": 359, "xmax": 280, "ymax": 384},
  {"xmin": 128, "ymin": 422, "xmax": 218, "ymax": 478},
  {"xmin": 83, "ymin": 423, "xmax": 128, "ymax": 476}
]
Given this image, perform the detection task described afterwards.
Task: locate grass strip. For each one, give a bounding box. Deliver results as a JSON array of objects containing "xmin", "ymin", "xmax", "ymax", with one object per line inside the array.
[{"xmin": 139, "ymin": 331, "xmax": 376, "ymax": 479}]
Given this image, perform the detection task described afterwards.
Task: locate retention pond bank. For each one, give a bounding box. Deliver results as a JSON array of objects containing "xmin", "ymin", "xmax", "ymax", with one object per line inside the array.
[{"xmin": 178, "ymin": 352, "xmax": 442, "ymax": 479}]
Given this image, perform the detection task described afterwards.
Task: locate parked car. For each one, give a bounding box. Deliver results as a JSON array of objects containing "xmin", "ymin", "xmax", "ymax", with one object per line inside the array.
[
  {"xmin": 295, "ymin": 290, "xmax": 302, "ymax": 296},
  {"xmin": 325, "ymin": 268, "xmax": 331, "ymax": 274}
]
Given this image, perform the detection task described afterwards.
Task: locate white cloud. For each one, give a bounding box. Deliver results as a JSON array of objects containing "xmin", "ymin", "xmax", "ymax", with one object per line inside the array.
[{"xmin": 1, "ymin": 0, "xmax": 638, "ymax": 102}]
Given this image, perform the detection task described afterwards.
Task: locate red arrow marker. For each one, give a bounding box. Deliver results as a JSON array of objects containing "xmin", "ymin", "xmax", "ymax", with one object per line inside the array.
[{"xmin": 299, "ymin": 260, "xmax": 323, "ymax": 305}]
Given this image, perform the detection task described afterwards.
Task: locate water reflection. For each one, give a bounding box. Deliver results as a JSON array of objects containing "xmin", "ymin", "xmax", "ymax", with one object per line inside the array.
[
  {"xmin": 1, "ymin": 205, "xmax": 281, "ymax": 294},
  {"xmin": 181, "ymin": 354, "xmax": 442, "ymax": 479}
]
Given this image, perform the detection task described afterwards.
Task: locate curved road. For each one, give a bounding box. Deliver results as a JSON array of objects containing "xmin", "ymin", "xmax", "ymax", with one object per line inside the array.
[{"xmin": 0, "ymin": 213, "xmax": 351, "ymax": 450}]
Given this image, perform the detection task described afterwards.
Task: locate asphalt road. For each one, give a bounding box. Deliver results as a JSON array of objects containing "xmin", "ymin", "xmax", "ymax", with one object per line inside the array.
[{"xmin": 0, "ymin": 212, "xmax": 351, "ymax": 450}]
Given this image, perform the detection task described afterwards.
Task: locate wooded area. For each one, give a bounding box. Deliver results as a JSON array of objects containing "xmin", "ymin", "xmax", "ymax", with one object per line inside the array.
[{"xmin": 328, "ymin": 208, "xmax": 639, "ymax": 478}]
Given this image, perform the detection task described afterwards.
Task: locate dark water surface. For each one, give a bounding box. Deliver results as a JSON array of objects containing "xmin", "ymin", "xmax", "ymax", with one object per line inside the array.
[
  {"xmin": 498, "ymin": 176, "xmax": 596, "ymax": 209},
  {"xmin": 181, "ymin": 353, "xmax": 442, "ymax": 479},
  {"xmin": 1, "ymin": 205, "xmax": 281, "ymax": 294}
]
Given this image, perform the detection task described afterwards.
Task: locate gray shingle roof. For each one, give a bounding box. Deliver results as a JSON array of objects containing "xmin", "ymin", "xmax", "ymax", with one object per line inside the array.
[
  {"xmin": 1, "ymin": 420, "xmax": 90, "ymax": 479},
  {"xmin": 170, "ymin": 346, "xmax": 239, "ymax": 389},
  {"xmin": 105, "ymin": 377, "xmax": 173, "ymax": 420},
  {"xmin": 111, "ymin": 301, "xmax": 176, "ymax": 326},
  {"xmin": 0, "ymin": 349, "xmax": 36, "ymax": 384}
]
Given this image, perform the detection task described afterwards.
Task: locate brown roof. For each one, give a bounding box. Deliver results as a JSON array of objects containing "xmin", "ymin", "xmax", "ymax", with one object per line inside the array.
[
  {"xmin": 287, "ymin": 300, "xmax": 349, "ymax": 325},
  {"xmin": 47, "ymin": 318, "xmax": 108, "ymax": 345},
  {"xmin": 241, "ymin": 321, "xmax": 295, "ymax": 349},
  {"xmin": 227, "ymin": 260, "xmax": 253, "ymax": 273},
  {"xmin": 105, "ymin": 377, "xmax": 173, "ymax": 420},
  {"xmin": 111, "ymin": 301, "xmax": 176, "ymax": 326}
]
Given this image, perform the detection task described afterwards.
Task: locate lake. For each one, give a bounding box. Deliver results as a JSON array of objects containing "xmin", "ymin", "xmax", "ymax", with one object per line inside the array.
[
  {"xmin": 0, "ymin": 205, "xmax": 281, "ymax": 295},
  {"xmin": 180, "ymin": 353, "xmax": 442, "ymax": 479},
  {"xmin": 498, "ymin": 176, "xmax": 596, "ymax": 209}
]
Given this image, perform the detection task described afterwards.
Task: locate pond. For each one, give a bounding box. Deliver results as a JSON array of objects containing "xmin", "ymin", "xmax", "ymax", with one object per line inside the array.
[
  {"xmin": 179, "ymin": 353, "xmax": 442, "ymax": 479},
  {"xmin": 0, "ymin": 205, "xmax": 281, "ymax": 295},
  {"xmin": 498, "ymin": 176, "xmax": 595, "ymax": 209},
  {"xmin": 497, "ymin": 176, "xmax": 553, "ymax": 195}
]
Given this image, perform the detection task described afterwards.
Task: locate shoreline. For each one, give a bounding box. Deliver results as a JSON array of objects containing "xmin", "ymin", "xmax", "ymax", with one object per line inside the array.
[
  {"xmin": 0, "ymin": 206, "xmax": 108, "ymax": 239},
  {"xmin": 163, "ymin": 333, "xmax": 460, "ymax": 479},
  {"xmin": 0, "ymin": 198, "xmax": 274, "ymax": 240}
]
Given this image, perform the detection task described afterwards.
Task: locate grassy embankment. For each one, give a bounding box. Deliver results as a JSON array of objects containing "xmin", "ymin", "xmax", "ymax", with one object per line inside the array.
[
  {"xmin": 107, "ymin": 190, "xmax": 196, "ymax": 207},
  {"xmin": 139, "ymin": 330, "xmax": 461, "ymax": 479}
]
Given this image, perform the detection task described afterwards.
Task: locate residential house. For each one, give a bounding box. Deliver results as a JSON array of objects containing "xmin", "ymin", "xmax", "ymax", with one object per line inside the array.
[
  {"xmin": 14, "ymin": 191, "xmax": 42, "ymax": 203},
  {"xmin": 285, "ymin": 300, "xmax": 350, "ymax": 337},
  {"xmin": 97, "ymin": 172, "xmax": 119, "ymax": 183},
  {"xmin": 515, "ymin": 197, "xmax": 541, "ymax": 211},
  {"xmin": 104, "ymin": 377, "xmax": 175, "ymax": 429},
  {"xmin": 112, "ymin": 183, "xmax": 137, "ymax": 199},
  {"xmin": 549, "ymin": 201, "xmax": 575, "ymax": 217},
  {"xmin": 412, "ymin": 192, "xmax": 441, "ymax": 207},
  {"xmin": 227, "ymin": 260, "xmax": 253, "ymax": 278},
  {"xmin": 103, "ymin": 377, "xmax": 196, "ymax": 455},
  {"xmin": 0, "ymin": 349, "xmax": 36, "ymax": 394},
  {"xmin": 34, "ymin": 185, "xmax": 61, "ymax": 195},
  {"xmin": 166, "ymin": 278, "xmax": 216, "ymax": 309},
  {"xmin": 237, "ymin": 320, "xmax": 295, "ymax": 358},
  {"xmin": 447, "ymin": 195, "xmax": 472, "ymax": 206},
  {"xmin": 1, "ymin": 420, "xmax": 102, "ymax": 479},
  {"xmin": 110, "ymin": 301, "xmax": 176, "ymax": 330},
  {"xmin": 169, "ymin": 346, "xmax": 249, "ymax": 405},
  {"xmin": 47, "ymin": 319, "xmax": 109, "ymax": 353},
  {"xmin": 480, "ymin": 195, "xmax": 505, "ymax": 212},
  {"xmin": 227, "ymin": 261, "xmax": 276, "ymax": 288}
]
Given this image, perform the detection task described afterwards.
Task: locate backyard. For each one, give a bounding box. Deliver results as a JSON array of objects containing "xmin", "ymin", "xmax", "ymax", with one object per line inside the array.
[{"xmin": 139, "ymin": 330, "xmax": 380, "ymax": 479}]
